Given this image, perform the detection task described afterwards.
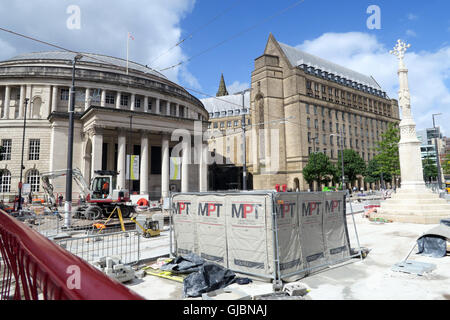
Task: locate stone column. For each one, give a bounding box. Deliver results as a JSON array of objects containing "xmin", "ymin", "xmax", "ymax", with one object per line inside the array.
[
  {"xmin": 181, "ymin": 139, "xmax": 190, "ymax": 192},
  {"xmin": 161, "ymin": 134, "xmax": 170, "ymax": 198},
  {"xmin": 101, "ymin": 89, "xmax": 106, "ymax": 107},
  {"xmin": 51, "ymin": 85, "xmax": 58, "ymax": 113},
  {"xmin": 144, "ymin": 96, "xmax": 149, "ymax": 113},
  {"xmin": 116, "ymin": 92, "xmax": 121, "ymax": 109},
  {"xmin": 19, "ymin": 85, "xmax": 25, "ymax": 119},
  {"xmin": 117, "ymin": 130, "xmax": 127, "ymax": 189},
  {"xmin": 175, "ymin": 103, "xmax": 179, "ymax": 117},
  {"xmin": 85, "ymin": 88, "xmax": 91, "ymax": 111},
  {"xmin": 3, "ymin": 86, "xmax": 10, "ymax": 119},
  {"xmin": 166, "ymin": 101, "xmax": 171, "ymax": 116},
  {"xmin": 91, "ymin": 128, "xmax": 103, "ymax": 178},
  {"xmin": 130, "ymin": 93, "xmax": 136, "ymax": 111},
  {"xmin": 140, "ymin": 131, "xmax": 149, "ymax": 195},
  {"xmin": 199, "ymin": 144, "xmax": 208, "ymax": 192},
  {"xmin": 155, "ymin": 98, "xmax": 160, "ymax": 114}
]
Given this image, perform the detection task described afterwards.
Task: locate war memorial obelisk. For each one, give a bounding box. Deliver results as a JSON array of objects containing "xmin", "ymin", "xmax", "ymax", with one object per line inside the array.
[{"xmin": 377, "ymin": 40, "xmax": 450, "ymax": 224}]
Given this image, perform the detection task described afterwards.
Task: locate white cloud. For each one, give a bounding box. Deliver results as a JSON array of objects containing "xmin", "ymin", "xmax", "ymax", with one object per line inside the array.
[
  {"xmin": 227, "ymin": 81, "xmax": 250, "ymax": 94},
  {"xmin": 296, "ymin": 32, "xmax": 450, "ymax": 135},
  {"xmin": 407, "ymin": 13, "xmax": 418, "ymax": 21},
  {"xmin": 406, "ymin": 29, "xmax": 417, "ymax": 37},
  {"xmin": 0, "ymin": 0, "xmax": 198, "ymax": 86}
]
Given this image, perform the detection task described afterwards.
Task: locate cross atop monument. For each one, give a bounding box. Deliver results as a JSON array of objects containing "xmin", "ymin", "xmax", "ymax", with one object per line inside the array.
[{"xmin": 389, "ymin": 39, "xmax": 411, "ymax": 61}]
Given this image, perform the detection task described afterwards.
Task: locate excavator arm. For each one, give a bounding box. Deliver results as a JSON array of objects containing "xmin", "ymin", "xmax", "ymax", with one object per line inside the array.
[{"xmin": 40, "ymin": 168, "xmax": 92, "ymax": 208}]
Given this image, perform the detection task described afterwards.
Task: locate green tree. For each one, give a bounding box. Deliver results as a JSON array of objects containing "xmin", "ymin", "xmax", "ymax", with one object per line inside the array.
[
  {"xmin": 422, "ymin": 156, "xmax": 438, "ymax": 182},
  {"xmin": 337, "ymin": 149, "xmax": 366, "ymax": 186},
  {"xmin": 303, "ymin": 152, "xmax": 338, "ymax": 191},
  {"xmin": 376, "ymin": 122, "xmax": 400, "ymax": 185},
  {"xmin": 442, "ymin": 154, "xmax": 450, "ymax": 175},
  {"xmin": 364, "ymin": 157, "xmax": 392, "ymax": 186}
]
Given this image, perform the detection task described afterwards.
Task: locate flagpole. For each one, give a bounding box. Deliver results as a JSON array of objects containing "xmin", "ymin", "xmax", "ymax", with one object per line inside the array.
[{"xmin": 126, "ymin": 32, "xmax": 129, "ymax": 75}]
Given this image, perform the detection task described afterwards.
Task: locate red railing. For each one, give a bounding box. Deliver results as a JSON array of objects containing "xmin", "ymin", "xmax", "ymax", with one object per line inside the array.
[{"xmin": 0, "ymin": 209, "xmax": 144, "ymax": 300}]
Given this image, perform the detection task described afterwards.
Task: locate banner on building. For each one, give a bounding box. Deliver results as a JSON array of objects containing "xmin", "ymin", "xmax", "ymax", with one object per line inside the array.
[
  {"xmin": 126, "ymin": 155, "xmax": 140, "ymax": 180},
  {"xmin": 170, "ymin": 157, "xmax": 181, "ymax": 180}
]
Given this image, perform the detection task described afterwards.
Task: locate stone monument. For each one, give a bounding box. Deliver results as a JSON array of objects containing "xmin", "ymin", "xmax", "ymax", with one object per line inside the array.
[{"xmin": 377, "ymin": 40, "xmax": 450, "ymax": 224}]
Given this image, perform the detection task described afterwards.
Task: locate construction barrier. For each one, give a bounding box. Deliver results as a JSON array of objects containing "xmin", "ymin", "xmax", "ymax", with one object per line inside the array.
[{"xmin": 170, "ymin": 191, "xmax": 361, "ymax": 283}]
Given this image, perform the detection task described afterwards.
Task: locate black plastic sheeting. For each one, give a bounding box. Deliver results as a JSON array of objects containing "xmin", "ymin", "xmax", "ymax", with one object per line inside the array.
[
  {"xmin": 417, "ymin": 235, "xmax": 447, "ymax": 258},
  {"xmin": 160, "ymin": 253, "xmax": 239, "ymax": 297}
]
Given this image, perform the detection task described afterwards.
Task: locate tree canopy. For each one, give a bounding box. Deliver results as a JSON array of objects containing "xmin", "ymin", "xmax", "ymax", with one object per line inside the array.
[
  {"xmin": 303, "ymin": 152, "xmax": 339, "ymax": 190},
  {"xmin": 337, "ymin": 149, "xmax": 366, "ymax": 185},
  {"xmin": 375, "ymin": 122, "xmax": 400, "ymax": 179}
]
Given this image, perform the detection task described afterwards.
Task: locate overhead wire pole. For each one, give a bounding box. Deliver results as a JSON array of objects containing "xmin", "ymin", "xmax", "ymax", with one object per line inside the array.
[
  {"xmin": 241, "ymin": 89, "xmax": 251, "ymax": 190},
  {"xmin": 432, "ymin": 113, "xmax": 442, "ymax": 190},
  {"xmin": 64, "ymin": 54, "xmax": 83, "ymax": 228},
  {"xmin": 17, "ymin": 98, "xmax": 29, "ymax": 211}
]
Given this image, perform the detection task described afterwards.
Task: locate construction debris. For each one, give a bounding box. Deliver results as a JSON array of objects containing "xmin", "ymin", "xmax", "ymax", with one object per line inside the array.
[
  {"xmin": 391, "ymin": 261, "xmax": 436, "ymax": 276},
  {"xmin": 283, "ymin": 282, "xmax": 310, "ymax": 296},
  {"xmin": 93, "ymin": 256, "xmax": 135, "ymax": 283}
]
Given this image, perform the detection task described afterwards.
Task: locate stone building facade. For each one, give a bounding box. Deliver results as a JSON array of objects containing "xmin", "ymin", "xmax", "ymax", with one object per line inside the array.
[
  {"xmin": 250, "ymin": 34, "xmax": 400, "ymax": 191},
  {"xmin": 0, "ymin": 51, "xmax": 209, "ymax": 201}
]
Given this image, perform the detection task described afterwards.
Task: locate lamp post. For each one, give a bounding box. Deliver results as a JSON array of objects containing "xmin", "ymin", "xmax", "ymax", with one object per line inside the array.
[
  {"xmin": 432, "ymin": 113, "xmax": 442, "ymax": 190},
  {"xmin": 241, "ymin": 89, "xmax": 251, "ymax": 191},
  {"xmin": 17, "ymin": 98, "xmax": 29, "ymax": 211},
  {"xmin": 331, "ymin": 128, "xmax": 345, "ymax": 191},
  {"xmin": 64, "ymin": 54, "xmax": 83, "ymax": 228}
]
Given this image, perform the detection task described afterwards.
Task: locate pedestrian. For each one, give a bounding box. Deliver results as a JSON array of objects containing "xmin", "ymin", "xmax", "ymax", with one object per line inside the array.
[
  {"xmin": 58, "ymin": 195, "xmax": 64, "ymax": 207},
  {"xmin": 28, "ymin": 192, "xmax": 32, "ymax": 205}
]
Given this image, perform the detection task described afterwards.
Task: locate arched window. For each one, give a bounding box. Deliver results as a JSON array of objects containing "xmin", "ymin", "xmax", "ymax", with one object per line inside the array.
[
  {"xmin": 26, "ymin": 169, "xmax": 40, "ymax": 192},
  {"xmin": 0, "ymin": 169, "xmax": 11, "ymax": 193}
]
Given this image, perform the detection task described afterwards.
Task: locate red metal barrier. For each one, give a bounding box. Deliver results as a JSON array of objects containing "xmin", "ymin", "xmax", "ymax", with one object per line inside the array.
[{"xmin": 0, "ymin": 210, "xmax": 144, "ymax": 300}]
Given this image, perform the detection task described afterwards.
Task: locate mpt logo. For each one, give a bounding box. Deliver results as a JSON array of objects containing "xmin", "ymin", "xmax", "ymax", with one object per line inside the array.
[
  {"xmin": 278, "ymin": 203, "xmax": 295, "ymax": 219},
  {"xmin": 198, "ymin": 203, "xmax": 223, "ymax": 217},
  {"xmin": 231, "ymin": 203, "xmax": 262, "ymax": 219},
  {"xmin": 175, "ymin": 202, "xmax": 191, "ymax": 215},
  {"xmin": 302, "ymin": 201, "xmax": 322, "ymax": 216},
  {"xmin": 325, "ymin": 200, "xmax": 342, "ymax": 214}
]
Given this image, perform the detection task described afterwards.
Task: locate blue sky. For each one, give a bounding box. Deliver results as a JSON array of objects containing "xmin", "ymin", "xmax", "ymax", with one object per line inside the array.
[{"xmin": 0, "ymin": 0, "xmax": 448, "ymax": 133}]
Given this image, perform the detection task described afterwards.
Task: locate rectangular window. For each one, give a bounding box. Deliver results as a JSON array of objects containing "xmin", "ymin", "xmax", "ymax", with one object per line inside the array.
[
  {"xmin": 0, "ymin": 171, "xmax": 11, "ymax": 192},
  {"xmin": 150, "ymin": 146, "xmax": 161, "ymax": 175},
  {"xmin": 306, "ymin": 104, "xmax": 310, "ymax": 114},
  {"xmin": 308, "ymin": 132, "xmax": 311, "ymax": 143},
  {"xmin": 29, "ymin": 139, "xmax": 40, "ymax": 161},
  {"xmin": 1, "ymin": 139, "xmax": 12, "ymax": 161},
  {"xmin": 306, "ymin": 81, "xmax": 312, "ymax": 89},
  {"xmin": 329, "ymin": 122, "xmax": 332, "ymax": 132},
  {"xmin": 60, "ymin": 88, "xmax": 70, "ymax": 101},
  {"xmin": 105, "ymin": 93, "xmax": 115, "ymax": 104},
  {"xmin": 227, "ymin": 121, "xmax": 232, "ymax": 128},
  {"xmin": 120, "ymin": 94, "xmax": 129, "ymax": 107},
  {"xmin": 307, "ymin": 118, "xmax": 311, "ymax": 129},
  {"xmin": 135, "ymin": 98, "xmax": 141, "ymax": 109},
  {"xmin": 314, "ymin": 119, "xmax": 318, "ymax": 129},
  {"xmin": 234, "ymin": 120, "xmax": 238, "ymax": 127},
  {"xmin": 148, "ymin": 100, "xmax": 153, "ymax": 112},
  {"xmin": 314, "ymin": 105, "xmax": 317, "ymax": 115}
]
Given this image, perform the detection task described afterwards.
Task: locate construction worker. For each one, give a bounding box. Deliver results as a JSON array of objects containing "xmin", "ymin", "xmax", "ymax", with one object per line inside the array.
[{"xmin": 102, "ymin": 180, "xmax": 110, "ymax": 198}]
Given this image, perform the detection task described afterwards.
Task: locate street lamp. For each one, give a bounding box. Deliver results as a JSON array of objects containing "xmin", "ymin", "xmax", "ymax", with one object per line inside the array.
[
  {"xmin": 17, "ymin": 98, "xmax": 29, "ymax": 211},
  {"xmin": 330, "ymin": 128, "xmax": 345, "ymax": 191},
  {"xmin": 64, "ymin": 53, "xmax": 83, "ymax": 228},
  {"xmin": 240, "ymin": 89, "xmax": 251, "ymax": 191},
  {"xmin": 432, "ymin": 113, "xmax": 442, "ymax": 190}
]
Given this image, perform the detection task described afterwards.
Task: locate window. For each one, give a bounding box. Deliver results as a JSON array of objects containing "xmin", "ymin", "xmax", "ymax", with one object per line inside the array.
[
  {"xmin": 0, "ymin": 170, "xmax": 11, "ymax": 192},
  {"xmin": 307, "ymin": 118, "xmax": 311, "ymax": 128},
  {"xmin": 207, "ymin": 123, "xmax": 211, "ymax": 129},
  {"xmin": 135, "ymin": 97, "xmax": 141, "ymax": 109},
  {"xmin": 308, "ymin": 147, "xmax": 312, "ymax": 155},
  {"xmin": 148, "ymin": 100, "xmax": 153, "ymax": 112},
  {"xmin": 60, "ymin": 88, "xmax": 70, "ymax": 101},
  {"xmin": 322, "ymin": 134, "xmax": 327, "ymax": 145},
  {"xmin": 342, "ymin": 112, "xmax": 345, "ymax": 121},
  {"xmin": 1, "ymin": 139, "xmax": 12, "ymax": 161},
  {"xmin": 234, "ymin": 120, "xmax": 238, "ymax": 127},
  {"xmin": 321, "ymin": 107, "xmax": 325, "ymax": 117},
  {"xmin": 26, "ymin": 169, "xmax": 40, "ymax": 192},
  {"xmin": 335, "ymin": 111, "xmax": 339, "ymax": 120},
  {"xmin": 328, "ymin": 110, "xmax": 331, "ymax": 118},
  {"xmin": 306, "ymin": 104, "xmax": 310, "ymax": 114},
  {"xmin": 314, "ymin": 105, "xmax": 318, "ymax": 115},
  {"xmin": 227, "ymin": 121, "xmax": 232, "ymax": 128},
  {"xmin": 314, "ymin": 83, "xmax": 319, "ymax": 91},
  {"xmin": 105, "ymin": 93, "xmax": 115, "ymax": 104},
  {"xmin": 336, "ymin": 123, "xmax": 339, "ymax": 132},
  {"xmin": 330, "ymin": 136, "xmax": 334, "ymax": 145},
  {"xmin": 120, "ymin": 94, "xmax": 129, "ymax": 107},
  {"xmin": 306, "ymin": 81, "xmax": 312, "ymax": 89},
  {"xmin": 308, "ymin": 132, "xmax": 311, "ymax": 143},
  {"xmin": 329, "ymin": 122, "xmax": 333, "ymax": 132},
  {"xmin": 29, "ymin": 139, "xmax": 40, "ymax": 161},
  {"xmin": 322, "ymin": 120, "xmax": 326, "ymax": 131},
  {"xmin": 220, "ymin": 122, "xmax": 224, "ymax": 128},
  {"xmin": 213, "ymin": 122, "xmax": 218, "ymax": 129},
  {"xmin": 314, "ymin": 119, "xmax": 318, "ymax": 129},
  {"xmin": 321, "ymin": 85, "xmax": 326, "ymax": 93}
]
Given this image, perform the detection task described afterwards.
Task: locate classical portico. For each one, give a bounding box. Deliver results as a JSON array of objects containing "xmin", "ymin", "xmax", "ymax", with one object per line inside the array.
[{"xmin": 79, "ymin": 106, "xmax": 208, "ymax": 199}]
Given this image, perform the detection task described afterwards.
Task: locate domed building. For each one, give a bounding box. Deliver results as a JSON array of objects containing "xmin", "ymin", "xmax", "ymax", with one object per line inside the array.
[{"xmin": 0, "ymin": 51, "xmax": 209, "ymax": 201}]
